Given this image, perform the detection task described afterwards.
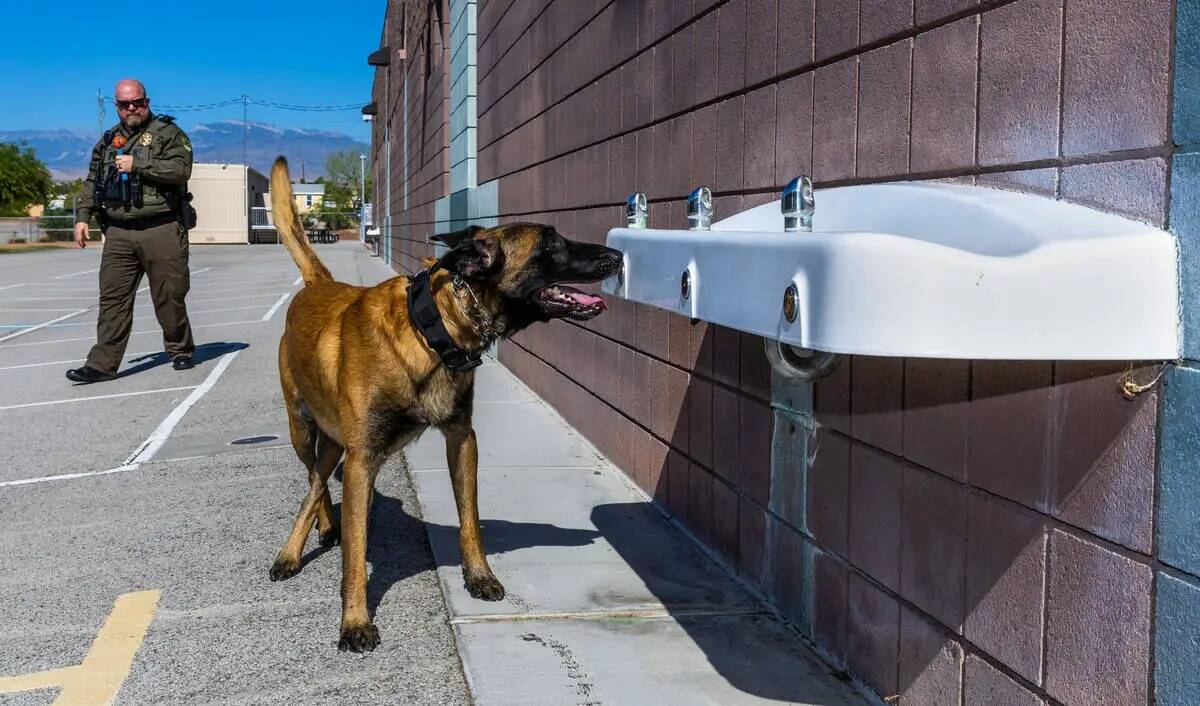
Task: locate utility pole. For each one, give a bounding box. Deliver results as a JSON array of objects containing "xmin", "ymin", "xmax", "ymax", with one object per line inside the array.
[
  {"xmin": 359, "ymin": 154, "xmax": 367, "ymax": 242},
  {"xmin": 242, "ymin": 95, "xmax": 249, "ymax": 230},
  {"xmin": 241, "ymin": 95, "xmax": 249, "ymax": 169},
  {"xmin": 96, "ymin": 89, "xmax": 105, "ymax": 135}
]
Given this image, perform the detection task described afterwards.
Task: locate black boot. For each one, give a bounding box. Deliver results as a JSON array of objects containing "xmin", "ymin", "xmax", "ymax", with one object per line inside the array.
[
  {"xmin": 172, "ymin": 356, "xmax": 195, "ymax": 371},
  {"xmin": 65, "ymin": 366, "xmax": 117, "ymax": 384}
]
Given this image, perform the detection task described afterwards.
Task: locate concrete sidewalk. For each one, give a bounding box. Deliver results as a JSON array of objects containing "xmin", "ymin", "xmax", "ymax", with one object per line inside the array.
[{"xmin": 407, "ymin": 360, "xmax": 867, "ymax": 705}]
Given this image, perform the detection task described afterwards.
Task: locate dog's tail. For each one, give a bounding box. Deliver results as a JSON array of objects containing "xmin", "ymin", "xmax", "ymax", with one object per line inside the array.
[{"xmin": 270, "ymin": 157, "xmax": 332, "ymax": 285}]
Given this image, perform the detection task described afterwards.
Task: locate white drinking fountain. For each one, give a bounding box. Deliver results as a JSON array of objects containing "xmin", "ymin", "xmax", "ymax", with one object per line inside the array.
[{"xmin": 604, "ymin": 177, "xmax": 1179, "ymax": 380}]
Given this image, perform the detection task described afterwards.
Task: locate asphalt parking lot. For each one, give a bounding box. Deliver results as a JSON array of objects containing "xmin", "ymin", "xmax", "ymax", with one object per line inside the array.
[{"xmin": 0, "ymin": 241, "xmax": 470, "ymax": 705}]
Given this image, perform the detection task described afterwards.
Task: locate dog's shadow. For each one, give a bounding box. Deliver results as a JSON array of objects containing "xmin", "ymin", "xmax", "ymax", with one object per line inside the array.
[
  {"xmin": 298, "ymin": 476, "xmax": 601, "ymax": 618},
  {"xmin": 121, "ymin": 341, "xmax": 249, "ymax": 377}
]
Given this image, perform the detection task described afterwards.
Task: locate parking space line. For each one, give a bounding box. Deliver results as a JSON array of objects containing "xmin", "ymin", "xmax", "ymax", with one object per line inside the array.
[
  {"xmin": 293, "ymin": 276, "xmax": 303, "ymax": 286},
  {"xmin": 0, "ymin": 308, "xmax": 82, "ymax": 312},
  {"xmin": 0, "ymin": 589, "xmax": 160, "ymax": 704},
  {"xmin": 0, "ymin": 352, "xmax": 239, "ymax": 487},
  {"xmin": 0, "ymin": 349, "xmax": 158, "ymax": 371},
  {"xmin": 53, "ymin": 267, "xmax": 100, "ymax": 280},
  {"xmin": 262, "ymin": 293, "xmax": 291, "ymax": 321},
  {"xmin": 0, "ymin": 308, "xmax": 90, "ymax": 343},
  {"xmin": 0, "ymin": 319, "xmax": 265, "ymax": 349},
  {"xmin": 0, "ymin": 465, "xmax": 140, "ymax": 487},
  {"xmin": 124, "ymin": 351, "xmax": 240, "ymax": 465},
  {"xmin": 0, "ymin": 304, "xmax": 275, "ymax": 331},
  {"xmin": 0, "ymin": 385, "xmax": 197, "ymax": 411},
  {"xmin": 0, "ymin": 284, "xmax": 25, "ymax": 291}
]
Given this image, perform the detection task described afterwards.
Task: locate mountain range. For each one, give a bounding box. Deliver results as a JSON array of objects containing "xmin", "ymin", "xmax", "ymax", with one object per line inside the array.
[{"xmin": 0, "ymin": 121, "xmax": 369, "ymax": 180}]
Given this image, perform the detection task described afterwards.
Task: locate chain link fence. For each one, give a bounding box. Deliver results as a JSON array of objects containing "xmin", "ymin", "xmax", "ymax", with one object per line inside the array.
[{"xmin": 0, "ymin": 215, "xmax": 76, "ymax": 245}]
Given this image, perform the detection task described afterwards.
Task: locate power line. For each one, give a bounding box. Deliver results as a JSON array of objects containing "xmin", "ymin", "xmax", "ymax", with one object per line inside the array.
[{"xmin": 101, "ymin": 96, "xmax": 363, "ymax": 113}]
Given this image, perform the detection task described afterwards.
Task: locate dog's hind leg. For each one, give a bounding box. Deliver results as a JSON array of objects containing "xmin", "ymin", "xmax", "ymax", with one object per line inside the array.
[
  {"xmin": 269, "ymin": 403, "xmax": 343, "ymax": 581},
  {"xmin": 442, "ymin": 424, "xmax": 505, "ymax": 601},
  {"xmin": 314, "ymin": 457, "xmax": 341, "ymax": 547}
]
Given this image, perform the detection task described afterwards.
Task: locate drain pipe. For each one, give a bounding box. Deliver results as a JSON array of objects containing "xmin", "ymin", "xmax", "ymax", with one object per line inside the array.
[{"xmin": 767, "ymin": 176, "xmax": 839, "ymax": 381}]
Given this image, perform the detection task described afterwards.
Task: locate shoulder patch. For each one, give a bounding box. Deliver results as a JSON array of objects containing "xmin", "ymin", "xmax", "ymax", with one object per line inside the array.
[
  {"xmin": 181, "ymin": 136, "xmax": 192, "ymax": 153},
  {"xmin": 140, "ymin": 132, "xmax": 154, "ymax": 147}
]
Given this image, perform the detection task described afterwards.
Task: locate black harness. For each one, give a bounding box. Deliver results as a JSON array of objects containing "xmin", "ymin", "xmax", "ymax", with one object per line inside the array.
[{"xmin": 407, "ymin": 269, "xmax": 486, "ymax": 372}]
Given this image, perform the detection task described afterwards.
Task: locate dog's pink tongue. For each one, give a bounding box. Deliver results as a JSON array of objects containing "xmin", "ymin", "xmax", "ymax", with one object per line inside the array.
[{"xmin": 566, "ymin": 289, "xmax": 605, "ymax": 309}]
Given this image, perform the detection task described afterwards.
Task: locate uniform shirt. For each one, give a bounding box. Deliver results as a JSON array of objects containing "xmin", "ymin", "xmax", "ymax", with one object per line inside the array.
[{"xmin": 75, "ymin": 113, "xmax": 194, "ymax": 224}]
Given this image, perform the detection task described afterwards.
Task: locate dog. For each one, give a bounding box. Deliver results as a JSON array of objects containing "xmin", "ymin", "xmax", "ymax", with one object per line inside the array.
[{"xmin": 265, "ymin": 157, "xmax": 621, "ymax": 652}]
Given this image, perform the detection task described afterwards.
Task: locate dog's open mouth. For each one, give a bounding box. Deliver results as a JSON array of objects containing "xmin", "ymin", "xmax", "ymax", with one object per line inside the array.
[{"xmin": 535, "ymin": 285, "xmax": 607, "ymax": 320}]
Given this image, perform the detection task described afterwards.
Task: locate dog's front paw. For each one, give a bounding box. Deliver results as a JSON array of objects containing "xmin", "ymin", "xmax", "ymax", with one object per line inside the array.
[
  {"xmin": 338, "ymin": 623, "xmax": 381, "ymax": 653},
  {"xmin": 464, "ymin": 573, "xmax": 506, "ymax": 601},
  {"xmin": 269, "ymin": 557, "xmax": 301, "ymax": 581}
]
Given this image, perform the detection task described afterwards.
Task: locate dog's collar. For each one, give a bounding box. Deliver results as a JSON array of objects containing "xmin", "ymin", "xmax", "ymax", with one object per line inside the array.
[{"xmin": 407, "ymin": 269, "xmax": 485, "ymax": 372}]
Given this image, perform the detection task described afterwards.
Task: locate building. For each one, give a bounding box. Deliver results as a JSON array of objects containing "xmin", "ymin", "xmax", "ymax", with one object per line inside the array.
[
  {"xmin": 187, "ymin": 163, "xmax": 268, "ymax": 244},
  {"xmin": 369, "ymin": 2, "xmax": 1197, "ymax": 704},
  {"xmin": 292, "ymin": 182, "xmax": 325, "ymax": 212}
]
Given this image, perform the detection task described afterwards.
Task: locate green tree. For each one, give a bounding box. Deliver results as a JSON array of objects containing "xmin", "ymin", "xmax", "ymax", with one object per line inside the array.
[
  {"xmin": 324, "ymin": 182, "xmax": 355, "ymax": 209},
  {"xmin": 325, "ymin": 150, "xmax": 372, "ymax": 206},
  {"xmin": 0, "ymin": 143, "xmax": 53, "ymax": 217}
]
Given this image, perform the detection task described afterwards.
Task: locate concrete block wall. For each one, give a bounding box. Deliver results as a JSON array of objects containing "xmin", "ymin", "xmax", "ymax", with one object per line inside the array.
[{"xmin": 373, "ymin": 1, "xmax": 1192, "ymax": 704}]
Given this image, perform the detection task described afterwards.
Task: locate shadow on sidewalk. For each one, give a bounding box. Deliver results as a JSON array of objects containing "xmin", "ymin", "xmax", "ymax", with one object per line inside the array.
[{"xmin": 298, "ymin": 485, "xmax": 601, "ymax": 619}]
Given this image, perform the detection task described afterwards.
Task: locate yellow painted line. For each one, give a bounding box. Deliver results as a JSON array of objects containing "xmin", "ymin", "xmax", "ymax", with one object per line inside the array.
[{"xmin": 0, "ymin": 589, "xmax": 161, "ymax": 705}]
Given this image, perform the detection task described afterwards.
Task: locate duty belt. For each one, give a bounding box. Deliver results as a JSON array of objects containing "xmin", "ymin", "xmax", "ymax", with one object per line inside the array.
[{"xmin": 106, "ymin": 213, "xmax": 179, "ymax": 231}]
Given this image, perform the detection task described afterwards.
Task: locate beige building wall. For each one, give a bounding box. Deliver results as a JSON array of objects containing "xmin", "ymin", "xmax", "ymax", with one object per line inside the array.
[{"xmin": 187, "ymin": 164, "xmax": 268, "ymax": 244}]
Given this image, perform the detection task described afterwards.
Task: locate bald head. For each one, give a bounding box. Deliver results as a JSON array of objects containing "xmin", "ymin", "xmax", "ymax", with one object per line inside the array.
[
  {"xmin": 114, "ymin": 79, "xmax": 150, "ymax": 128},
  {"xmin": 115, "ymin": 79, "xmax": 146, "ymax": 99}
]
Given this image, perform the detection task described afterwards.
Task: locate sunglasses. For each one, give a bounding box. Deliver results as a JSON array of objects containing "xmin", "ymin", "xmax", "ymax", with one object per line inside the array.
[{"xmin": 115, "ymin": 98, "xmax": 148, "ymax": 110}]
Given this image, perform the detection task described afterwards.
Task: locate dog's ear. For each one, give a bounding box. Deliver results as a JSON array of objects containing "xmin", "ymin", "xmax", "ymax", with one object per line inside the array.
[
  {"xmin": 439, "ymin": 235, "xmax": 502, "ymax": 280},
  {"xmin": 420, "ymin": 256, "xmax": 438, "ymax": 269},
  {"xmin": 431, "ymin": 225, "xmax": 483, "ymax": 249}
]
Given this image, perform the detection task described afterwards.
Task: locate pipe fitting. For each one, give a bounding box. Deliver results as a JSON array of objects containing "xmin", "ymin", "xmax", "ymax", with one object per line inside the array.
[
  {"xmin": 626, "ymin": 192, "xmax": 648, "ymax": 229},
  {"xmin": 687, "ymin": 187, "xmax": 713, "ymax": 231},
  {"xmin": 782, "ymin": 176, "xmax": 815, "ymax": 232},
  {"xmin": 764, "ymin": 338, "xmax": 840, "ymax": 381}
]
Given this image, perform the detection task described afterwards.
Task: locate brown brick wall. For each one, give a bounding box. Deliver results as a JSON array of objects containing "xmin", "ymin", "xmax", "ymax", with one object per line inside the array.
[{"xmin": 376, "ymin": 1, "xmax": 1173, "ymax": 703}]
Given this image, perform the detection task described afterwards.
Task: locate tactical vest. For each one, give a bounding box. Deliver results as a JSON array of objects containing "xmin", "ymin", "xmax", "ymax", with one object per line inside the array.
[{"xmin": 97, "ymin": 115, "xmax": 186, "ymax": 222}]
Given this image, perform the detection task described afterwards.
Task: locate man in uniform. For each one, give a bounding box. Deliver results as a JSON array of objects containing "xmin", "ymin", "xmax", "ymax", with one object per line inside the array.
[{"xmin": 67, "ymin": 79, "xmax": 197, "ymax": 383}]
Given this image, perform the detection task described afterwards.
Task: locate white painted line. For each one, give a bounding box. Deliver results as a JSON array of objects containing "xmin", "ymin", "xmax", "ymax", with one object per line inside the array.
[
  {"xmin": 0, "ymin": 283, "xmax": 147, "ymax": 302},
  {"xmin": 293, "ymin": 276, "xmax": 303, "ymax": 286},
  {"xmin": 0, "ymin": 464, "xmax": 140, "ymax": 488},
  {"xmin": 184, "ymin": 293, "xmax": 286, "ymax": 305},
  {"xmin": 0, "ymin": 284, "xmax": 27, "ymax": 290},
  {"xmin": 0, "ymin": 308, "xmax": 90, "ymax": 343},
  {"xmin": 53, "ymin": 268, "xmax": 100, "ymax": 280},
  {"xmin": 0, "ymin": 385, "xmax": 196, "ymax": 411},
  {"xmin": 191, "ymin": 267, "xmax": 212, "ymax": 276},
  {"xmin": 0, "ymin": 349, "xmax": 159, "ymax": 371},
  {"xmin": 0, "ymin": 319, "xmax": 263, "ymax": 349},
  {"xmin": 124, "ymin": 351, "xmax": 239, "ymax": 465},
  {"xmin": 0, "ymin": 308, "xmax": 82, "ymax": 312},
  {"xmin": 262, "ymin": 293, "xmax": 291, "ymax": 321},
  {"xmin": 0, "ymin": 304, "xmax": 273, "ymax": 331},
  {"xmin": 0, "ymin": 296, "xmax": 97, "ymax": 301}
]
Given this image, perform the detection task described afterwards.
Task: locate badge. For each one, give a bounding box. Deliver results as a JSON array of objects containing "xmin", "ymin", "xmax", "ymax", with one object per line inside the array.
[
  {"xmin": 140, "ymin": 133, "xmax": 153, "ymax": 147},
  {"xmin": 181, "ymin": 137, "xmax": 192, "ymax": 153}
]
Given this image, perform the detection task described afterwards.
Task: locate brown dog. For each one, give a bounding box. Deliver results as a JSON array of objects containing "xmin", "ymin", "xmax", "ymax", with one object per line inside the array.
[{"xmin": 266, "ymin": 157, "xmax": 621, "ymax": 652}]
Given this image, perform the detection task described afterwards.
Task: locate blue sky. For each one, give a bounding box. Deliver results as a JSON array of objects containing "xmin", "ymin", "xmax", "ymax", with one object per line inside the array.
[{"xmin": 0, "ymin": 1, "xmax": 386, "ymax": 139}]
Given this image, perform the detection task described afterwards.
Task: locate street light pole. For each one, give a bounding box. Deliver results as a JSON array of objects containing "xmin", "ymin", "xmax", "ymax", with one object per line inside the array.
[{"xmin": 359, "ymin": 154, "xmax": 367, "ymax": 242}]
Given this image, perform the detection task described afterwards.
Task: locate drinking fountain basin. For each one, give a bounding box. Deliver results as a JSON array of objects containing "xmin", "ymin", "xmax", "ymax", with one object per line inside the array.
[{"xmin": 604, "ymin": 182, "xmax": 1179, "ymax": 361}]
